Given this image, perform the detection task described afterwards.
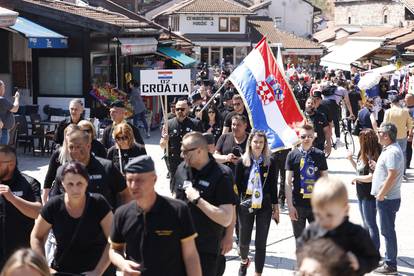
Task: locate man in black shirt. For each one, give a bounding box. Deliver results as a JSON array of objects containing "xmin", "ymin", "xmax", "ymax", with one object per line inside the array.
[
  {"xmin": 109, "ymin": 155, "xmax": 202, "ymax": 276},
  {"xmin": 101, "ymin": 100, "xmax": 145, "ymax": 149},
  {"xmin": 54, "ymin": 98, "xmax": 84, "ymax": 146},
  {"xmin": 50, "ymin": 129, "xmax": 130, "ymax": 208},
  {"xmin": 285, "ymin": 124, "xmax": 328, "ymax": 239},
  {"xmin": 160, "ymin": 98, "xmax": 203, "ymax": 191},
  {"xmin": 0, "ymin": 145, "xmax": 42, "ymax": 267},
  {"xmin": 173, "ymin": 132, "xmax": 235, "ymax": 276},
  {"xmin": 222, "ymin": 95, "xmax": 251, "ymax": 133},
  {"xmin": 304, "ymin": 97, "xmax": 331, "ymax": 155}
]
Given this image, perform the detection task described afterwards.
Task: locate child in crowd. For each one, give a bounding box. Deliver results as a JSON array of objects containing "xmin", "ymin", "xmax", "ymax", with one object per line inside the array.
[{"xmin": 296, "ymin": 176, "xmax": 380, "ymax": 276}]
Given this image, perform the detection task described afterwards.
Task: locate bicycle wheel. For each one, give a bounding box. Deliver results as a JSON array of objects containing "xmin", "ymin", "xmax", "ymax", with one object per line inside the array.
[{"xmin": 343, "ymin": 131, "xmax": 355, "ymax": 156}]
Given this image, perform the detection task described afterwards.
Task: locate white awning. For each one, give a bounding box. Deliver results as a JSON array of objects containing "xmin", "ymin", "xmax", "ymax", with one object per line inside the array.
[
  {"xmin": 320, "ymin": 39, "xmax": 383, "ymax": 71},
  {"xmin": 364, "ymin": 64, "xmax": 396, "ymax": 75},
  {"xmin": 118, "ymin": 37, "xmax": 158, "ymax": 56},
  {"xmin": 0, "ymin": 7, "xmax": 18, "ymax": 27}
]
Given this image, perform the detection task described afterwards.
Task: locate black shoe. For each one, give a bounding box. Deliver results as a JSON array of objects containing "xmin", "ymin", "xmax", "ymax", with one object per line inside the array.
[
  {"xmin": 374, "ymin": 263, "xmax": 398, "ymax": 275},
  {"xmin": 238, "ymin": 259, "xmax": 250, "ymax": 276}
]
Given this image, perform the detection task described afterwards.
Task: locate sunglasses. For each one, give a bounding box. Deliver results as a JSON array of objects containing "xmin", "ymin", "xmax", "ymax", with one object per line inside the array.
[
  {"xmin": 181, "ymin": 147, "xmax": 198, "ymax": 155},
  {"xmin": 195, "ymin": 109, "xmax": 202, "ymax": 112},
  {"xmin": 115, "ymin": 136, "xmax": 128, "ymax": 141},
  {"xmin": 300, "ymin": 134, "xmax": 314, "ymax": 139},
  {"xmin": 208, "ymin": 110, "xmax": 215, "ymax": 114},
  {"xmin": 176, "ymin": 108, "xmax": 186, "ymax": 112}
]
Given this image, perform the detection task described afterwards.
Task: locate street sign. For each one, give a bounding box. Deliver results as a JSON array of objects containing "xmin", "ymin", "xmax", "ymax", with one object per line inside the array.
[{"xmin": 140, "ymin": 69, "xmax": 191, "ymax": 96}]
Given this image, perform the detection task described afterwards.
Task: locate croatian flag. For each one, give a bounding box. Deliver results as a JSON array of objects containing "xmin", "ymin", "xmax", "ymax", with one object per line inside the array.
[{"xmin": 229, "ymin": 37, "xmax": 304, "ymax": 150}]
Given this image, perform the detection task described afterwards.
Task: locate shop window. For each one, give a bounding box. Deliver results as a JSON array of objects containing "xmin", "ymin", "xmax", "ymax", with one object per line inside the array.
[
  {"xmin": 219, "ymin": 17, "xmax": 229, "ymax": 32},
  {"xmin": 201, "ymin": 47, "xmax": 208, "ymax": 64},
  {"xmin": 223, "ymin": 47, "xmax": 234, "ymax": 65},
  {"xmin": 230, "ymin": 17, "xmax": 240, "ymax": 32},
  {"xmin": 211, "ymin": 47, "xmax": 221, "ymax": 66},
  {"xmin": 171, "ymin": 15, "xmax": 180, "ymax": 32},
  {"xmin": 39, "ymin": 57, "xmax": 82, "ymax": 96}
]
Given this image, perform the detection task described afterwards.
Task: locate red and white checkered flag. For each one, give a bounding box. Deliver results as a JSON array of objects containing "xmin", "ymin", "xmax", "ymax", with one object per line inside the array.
[{"xmin": 256, "ymin": 81, "xmax": 274, "ymax": 105}]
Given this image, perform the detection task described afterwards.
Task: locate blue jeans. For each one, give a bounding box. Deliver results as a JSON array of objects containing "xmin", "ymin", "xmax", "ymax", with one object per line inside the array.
[
  {"xmin": 377, "ymin": 198, "xmax": 401, "ymax": 268},
  {"xmin": 133, "ymin": 111, "xmax": 149, "ymax": 132},
  {"xmin": 0, "ymin": 128, "xmax": 9, "ymax": 145},
  {"xmin": 358, "ymin": 198, "xmax": 380, "ymax": 251}
]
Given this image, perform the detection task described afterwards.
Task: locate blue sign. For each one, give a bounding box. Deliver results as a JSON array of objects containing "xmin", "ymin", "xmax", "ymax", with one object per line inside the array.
[{"xmin": 28, "ymin": 37, "xmax": 68, "ymax": 49}]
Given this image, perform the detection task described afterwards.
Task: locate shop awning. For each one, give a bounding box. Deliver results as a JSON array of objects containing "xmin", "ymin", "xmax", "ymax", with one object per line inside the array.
[
  {"xmin": 119, "ymin": 37, "xmax": 158, "ymax": 56},
  {"xmin": 0, "ymin": 7, "xmax": 18, "ymax": 27},
  {"xmin": 9, "ymin": 17, "xmax": 67, "ymax": 48},
  {"xmin": 320, "ymin": 39, "xmax": 383, "ymax": 71},
  {"xmin": 157, "ymin": 47, "xmax": 196, "ymax": 67}
]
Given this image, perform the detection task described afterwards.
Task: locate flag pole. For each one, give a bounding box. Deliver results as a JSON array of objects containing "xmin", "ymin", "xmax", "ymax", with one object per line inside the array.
[{"xmin": 200, "ymin": 78, "xmax": 229, "ymax": 113}]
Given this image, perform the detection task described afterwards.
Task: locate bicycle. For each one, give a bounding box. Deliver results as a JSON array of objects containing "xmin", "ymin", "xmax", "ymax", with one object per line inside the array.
[{"xmin": 325, "ymin": 117, "xmax": 355, "ymax": 158}]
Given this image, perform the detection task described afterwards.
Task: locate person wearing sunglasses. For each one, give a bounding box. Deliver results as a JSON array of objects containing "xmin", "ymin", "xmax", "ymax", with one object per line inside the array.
[
  {"xmin": 222, "ymin": 94, "xmax": 251, "ymax": 134},
  {"xmin": 285, "ymin": 124, "xmax": 328, "ymax": 239},
  {"xmin": 160, "ymin": 98, "xmax": 203, "ymax": 192},
  {"xmin": 78, "ymin": 120, "xmax": 107, "ymax": 159},
  {"xmin": 107, "ymin": 123, "xmax": 146, "ymax": 175},
  {"xmin": 203, "ymin": 105, "xmax": 223, "ymax": 144}
]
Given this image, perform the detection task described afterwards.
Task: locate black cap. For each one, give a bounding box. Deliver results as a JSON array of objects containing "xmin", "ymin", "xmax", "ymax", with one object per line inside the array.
[
  {"xmin": 110, "ymin": 100, "xmax": 125, "ymax": 108},
  {"xmin": 312, "ymin": 90, "xmax": 322, "ymax": 99},
  {"xmin": 191, "ymin": 92, "xmax": 202, "ymax": 102},
  {"xmin": 124, "ymin": 155, "xmax": 155, "ymax": 174},
  {"xmin": 202, "ymin": 133, "xmax": 215, "ymax": 145}
]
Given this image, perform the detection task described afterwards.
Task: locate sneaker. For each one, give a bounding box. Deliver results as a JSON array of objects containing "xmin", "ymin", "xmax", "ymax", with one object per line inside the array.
[
  {"xmin": 146, "ymin": 132, "xmax": 151, "ymax": 138},
  {"xmin": 238, "ymin": 258, "xmax": 250, "ymax": 276},
  {"xmin": 374, "ymin": 263, "xmax": 398, "ymax": 275}
]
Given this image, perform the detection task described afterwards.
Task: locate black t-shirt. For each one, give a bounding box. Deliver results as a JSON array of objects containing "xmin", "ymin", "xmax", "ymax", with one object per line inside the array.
[
  {"xmin": 285, "ymin": 147, "xmax": 328, "ymax": 207},
  {"xmin": 348, "ymin": 90, "xmax": 362, "ymax": 116},
  {"xmin": 110, "ymin": 195, "xmax": 196, "ymax": 276},
  {"xmin": 54, "ymin": 117, "xmax": 83, "ymax": 146},
  {"xmin": 51, "ymin": 156, "xmax": 126, "ymax": 208},
  {"xmin": 317, "ymin": 103, "xmax": 332, "ymax": 123},
  {"xmin": 41, "ymin": 193, "xmax": 111, "ymax": 273},
  {"xmin": 0, "ymin": 170, "xmax": 41, "ymax": 267},
  {"xmin": 173, "ymin": 159, "xmax": 237, "ymax": 254},
  {"xmin": 305, "ymin": 111, "xmax": 328, "ymax": 149},
  {"xmin": 107, "ymin": 144, "xmax": 146, "ymax": 173},
  {"xmin": 44, "ymin": 148, "xmax": 62, "ymax": 189},
  {"xmin": 355, "ymin": 158, "xmax": 376, "ymax": 201},
  {"xmin": 101, "ymin": 122, "xmax": 145, "ymax": 149},
  {"xmin": 91, "ymin": 139, "xmax": 107, "ymax": 159},
  {"xmin": 215, "ymin": 133, "xmax": 247, "ymax": 172},
  {"xmin": 223, "ymin": 110, "xmax": 251, "ymax": 132}
]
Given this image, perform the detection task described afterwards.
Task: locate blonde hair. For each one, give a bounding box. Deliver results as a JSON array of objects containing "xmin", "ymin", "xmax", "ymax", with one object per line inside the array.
[
  {"xmin": 78, "ymin": 119, "xmax": 96, "ymax": 140},
  {"xmin": 311, "ymin": 176, "xmax": 348, "ymax": 209},
  {"xmin": 58, "ymin": 124, "xmax": 80, "ymax": 164},
  {"xmin": 112, "ymin": 123, "xmax": 135, "ymax": 148},
  {"xmin": 242, "ymin": 130, "xmax": 271, "ymax": 167},
  {"xmin": 1, "ymin": 248, "xmax": 50, "ymax": 276}
]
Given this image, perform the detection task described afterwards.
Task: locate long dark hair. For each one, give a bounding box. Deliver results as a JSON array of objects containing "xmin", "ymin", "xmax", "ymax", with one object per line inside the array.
[
  {"xmin": 358, "ymin": 128, "xmax": 382, "ymax": 165},
  {"xmin": 58, "ymin": 161, "xmax": 89, "ymax": 183}
]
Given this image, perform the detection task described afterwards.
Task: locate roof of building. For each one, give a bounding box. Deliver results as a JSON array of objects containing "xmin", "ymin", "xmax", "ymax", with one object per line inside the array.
[
  {"xmin": 248, "ymin": 0, "xmax": 271, "ymax": 12},
  {"xmin": 164, "ymin": 0, "xmax": 254, "ymax": 15},
  {"xmin": 248, "ymin": 18, "xmax": 322, "ymax": 49},
  {"xmin": 11, "ymin": 0, "xmax": 160, "ymax": 34},
  {"xmin": 349, "ymin": 27, "xmax": 399, "ymax": 38},
  {"xmin": 403, "ymin": 0, "xmax": 414, "ymax": 14},
  {"xmin": 312, "ymin": 25, "xmax": 339, "ymax": 42}
]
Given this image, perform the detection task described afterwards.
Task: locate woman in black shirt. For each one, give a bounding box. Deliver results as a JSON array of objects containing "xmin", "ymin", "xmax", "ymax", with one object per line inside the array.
[
  {"xmin": 202, "ymin": 104, "xmax": 222, "ymax": 144},
  {"xmin": 235, "ymin": 130, "xmax": 279, "ymax": 276},
  {"xmin": 78, "ymin": 120, "xmax": 107, "ymax": 158},
  {"xmin": 107, "ymin": 122, "xmax": 146, "ymax": 175},
  {"xmin": 31, "ymin": 161, "xmax": 113, "ymax": 275},
  {"xmin": 346, "ymin": 128, "xmax": 381, "ymax": 251}
]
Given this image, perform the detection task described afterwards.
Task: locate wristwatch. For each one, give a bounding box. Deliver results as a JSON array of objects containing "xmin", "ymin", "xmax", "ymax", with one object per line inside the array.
[{"xmin": 192, "ymin": 196, "xmax": 201, "ymax": 206}]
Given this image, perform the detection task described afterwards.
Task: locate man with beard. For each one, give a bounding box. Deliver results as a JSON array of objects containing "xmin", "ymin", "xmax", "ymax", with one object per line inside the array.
[
  {"xmin": 304, "ymin": 97, "xmax": 331, "ymax": 155},
  {"xmin": 222, "ymin": 95, "xmax": 251, "ymax": 133},
  {"xmin": 0, "ymin": 145, "xmax": 42, "ymax": 267},
  {"xmin": 160, "ymin": 98, "xmax": 203, "ymax": 192}
]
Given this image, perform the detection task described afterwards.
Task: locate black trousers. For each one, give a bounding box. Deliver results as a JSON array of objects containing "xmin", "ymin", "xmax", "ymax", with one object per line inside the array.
[
  {"xmin": 326, "ymin": 100, "xmax": 340, "ymax": 138},
  {"xmin": 273, "ymin": 149, "xmax": 290, "ymax": 202},
  {"xmin": 199, "ymin": 252, "xmax": 219, "ymax": 276},
  {"xmin": 291, "ymin": 206, "xmax": 314, "ymax": 239},
  {"xmin": 238, "ymin": 203, "xmax": 272, "ymax": 273},
  {"xmin": 407, "ymin": 140, "xmax": 412, "ymax": 168}
]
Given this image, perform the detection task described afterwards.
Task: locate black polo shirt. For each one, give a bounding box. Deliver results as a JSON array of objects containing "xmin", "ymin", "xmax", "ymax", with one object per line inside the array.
[
  {"xmin": 110, "ymin": 195, "xmax": 197, "ymax": 276},
  {"xmin": 101, "ymin": 122, "xmax": 145, "ymax": 149},
  {"xmin": 54, "ymin": 117, "xmax": 83, "ymax": 145},
  {"xmin": 297, "ymin": 218, "xmax": 380, "ymax": 276},
  {"xmin": 223, "ymin": 110, "xmax": 251, "ymax": 132},
  {"xmin": 215, "ymin": 133, "xmax": 247, "ymax": 173},
  {"xmin": 285, "ymin": 147, "xmax": 328, "ymax": 208},
  {"xmin": 0, "ymin": 170, "xmax": 41, "ymax": 267},
  {"xmin": 173, "ymin": 158, "xmax": 237, "ymax": 255},
  {"xmin": 305, "ymin": 111, "xmax": 328, "ymax": 150},
  {"xmin": 51, "ymin": 156, "xmax": 126, "ymax": 208}
]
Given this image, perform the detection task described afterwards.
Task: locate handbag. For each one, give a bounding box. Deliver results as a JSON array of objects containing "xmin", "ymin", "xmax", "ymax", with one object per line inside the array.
[{"xmin": 239, "ymin": 164, "xmax": 270, "ymax": 213}]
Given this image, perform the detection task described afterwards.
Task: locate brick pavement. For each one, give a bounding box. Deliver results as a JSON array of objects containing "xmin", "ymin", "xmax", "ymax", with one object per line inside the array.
[{"xmin": 18, "ymin": 131, "xmax": 414, "ymax": 275}]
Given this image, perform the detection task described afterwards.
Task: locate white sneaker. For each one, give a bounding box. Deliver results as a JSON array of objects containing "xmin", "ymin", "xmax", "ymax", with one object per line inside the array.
[{"xmin": 146, "ymin": 131, "xmax": 151, "ymax": 138}]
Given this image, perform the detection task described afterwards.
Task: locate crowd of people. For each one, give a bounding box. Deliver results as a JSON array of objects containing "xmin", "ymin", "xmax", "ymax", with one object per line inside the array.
[{"xmin": 0, "ymin": 63, "xmax": 410, "ymax": 276}]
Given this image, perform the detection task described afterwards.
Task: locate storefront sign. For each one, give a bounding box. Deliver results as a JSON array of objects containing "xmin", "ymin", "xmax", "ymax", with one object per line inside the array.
[
  {"xmin": 140, "ymin": 69, "xmax": 191, "ymax": 96},
  {"xmin": 186, "ymin": 16, "xmax": 214, "ymax": 26}
]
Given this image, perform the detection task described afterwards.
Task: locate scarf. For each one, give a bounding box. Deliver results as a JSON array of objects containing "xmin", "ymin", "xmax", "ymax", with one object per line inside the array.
[
  {"xmin": 299, "ymin": 148, "xmax": 319, "ymax": 199},
  {"xmin": 246, "ymin": 156, "xmax": 264, "ymax": 209}
]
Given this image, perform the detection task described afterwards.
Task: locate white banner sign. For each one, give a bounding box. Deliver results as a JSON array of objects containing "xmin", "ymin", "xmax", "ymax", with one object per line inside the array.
[{"xmin": 140, "ymin": 69, "xmax": 191, "ymax": 96}]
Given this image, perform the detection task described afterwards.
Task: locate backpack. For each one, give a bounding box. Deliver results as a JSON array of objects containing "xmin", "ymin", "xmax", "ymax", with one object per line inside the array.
[{"xmin": 322, "ymin": 85, "xmax": 337, "ymax": 97}]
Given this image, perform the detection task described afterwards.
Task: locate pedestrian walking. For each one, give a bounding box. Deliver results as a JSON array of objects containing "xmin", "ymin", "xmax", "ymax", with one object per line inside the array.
[{"xmin": 0, "ymin": 81, "xmax": 19, "ymax": 145}]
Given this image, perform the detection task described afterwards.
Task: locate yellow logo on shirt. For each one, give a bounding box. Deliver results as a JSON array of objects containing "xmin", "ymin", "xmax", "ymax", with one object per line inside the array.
[{"xmin": 155, "ymin": 230, "xmax": 173, "ymax": 236}]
